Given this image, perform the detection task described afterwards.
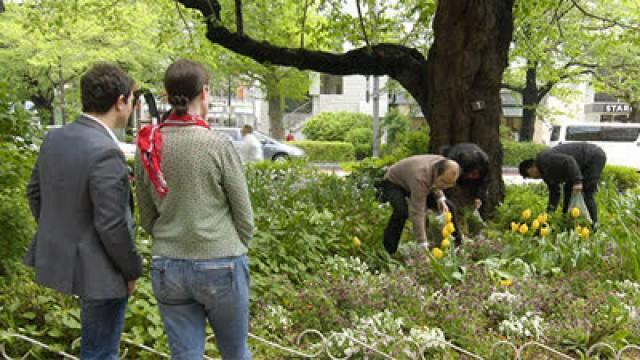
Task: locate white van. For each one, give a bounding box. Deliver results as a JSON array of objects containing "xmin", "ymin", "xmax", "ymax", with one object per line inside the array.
[{"xmin": 549, "ymin": 122, "xmax": 640, "ymax": 170}]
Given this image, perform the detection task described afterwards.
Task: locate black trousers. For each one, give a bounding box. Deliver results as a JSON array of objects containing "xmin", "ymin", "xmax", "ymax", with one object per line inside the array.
[
  {"xmin": 561, "ymin": 155, "xmax": 605, "ymax": 224},
  {"xmin": 382, "ymin": 180, "xmax": 462, "ymax": 254}
]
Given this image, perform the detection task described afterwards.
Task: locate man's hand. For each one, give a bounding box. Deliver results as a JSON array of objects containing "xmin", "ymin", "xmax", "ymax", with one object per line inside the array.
[
  {"xmin": 437, "ymin": 198, "xmax": 449, "ymax": 213},
  {"xmin": 474, "ymin": 198, "xmax": 482, "ymax": 209},
  {"xmin": 572, "ymin": 183, "xmax": 583, "ymax": 192},
  {"xmin": 127, "ymin": 280, "xmax": 137, "ymax": 296}
]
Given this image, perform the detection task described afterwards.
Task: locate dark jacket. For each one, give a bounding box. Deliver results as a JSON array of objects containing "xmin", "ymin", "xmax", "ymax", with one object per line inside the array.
[
  {"xmin": 536, "ymin": 142, "xmax": 606, "ymax": 211},
  {"xmin": 443, "ymin": 143, "xmax": 489, "ymax": 199},
  {"xmin": 25, "ymin": 116, "xmax": 143, "ymax": 299}
]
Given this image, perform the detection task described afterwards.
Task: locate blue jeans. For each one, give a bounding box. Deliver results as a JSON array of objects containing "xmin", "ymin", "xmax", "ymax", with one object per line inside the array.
[
  {"xmin": 151, "ymin": 255, "xmax": 251, "ymax": 360},
  {"xmin": 80, "ymin": 297, "xmax": 128, "ymax": 360}
]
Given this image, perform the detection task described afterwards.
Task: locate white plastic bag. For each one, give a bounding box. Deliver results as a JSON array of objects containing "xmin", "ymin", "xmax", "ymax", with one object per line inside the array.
[{"xmin": 568, "ymin": 192, "xmax": 592, "ymax": 224}]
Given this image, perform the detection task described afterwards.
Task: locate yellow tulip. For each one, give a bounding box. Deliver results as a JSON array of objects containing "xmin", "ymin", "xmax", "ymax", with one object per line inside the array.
[
  {"xmin": 571, "ymin": 207, "xmax": 581, "ymax": 218},
  {"xmin": 537, "ymin": 213, "xmax": 548, "ymax": 224},
  {"xmin": 519, "ymin": 224, "xmax": 529, "ymax": 235},
  {"xmin": 352, "ymin": 236, "xmax": 361, "ymax": 248},
  {"xmin": 575, "ymin": 225, "xmax": 582, "ymax": 234},
  {"xmin": 531, "ymin": 220, "xmax": 540, "ymax": 231},
  {"xmin": 540, "ymin": 226, "xmax": 550, "ymax": 237},
  {"xmin": 445, "ymin": 211, "xmax": 453, "ymax": 223},
  {"xmin": 442, "ymin": 227, "xmax": 451, "ymax": 238},
  {"xmin": 432, "ymin": 247, "xmax": 444, "ymax": 260},
  {"xmin": 511, "ymin": 222, "xmax": 520, "ymax": 232},
  {"xmin": 500, "ymin": 279, "xmax": 513, "ymax": 287},
  {"xmin": 522, "ymin": 209, "xmax": 532, "ymax": 220},
  {"xmin": 581, "ymin": 227, "xmax": 590, "ymax": 239},
  {"xmin": 446, "ymin": 222, "xmax": 456, "ymax": 233},
  {"xmin": 441, "ymin": 238, "xmax": 451, "ymax": 248}
]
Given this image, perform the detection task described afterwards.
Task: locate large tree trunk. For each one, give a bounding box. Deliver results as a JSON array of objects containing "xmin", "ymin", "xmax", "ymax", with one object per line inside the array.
[
  {"xmin": 420, "ymin": 0, "xmax": 514, "ymax": 213},
  {"xmin": 175, "ymin": 0, "xmax": 514, "ymax": 213},
  {"xmin": 267, "ymin": 88, "xmax": 284, "ymax": 140},
  {"xmin": 519, "ymin": 64, "xmax": 538, "ymax": 141},
  {"xmin": 629, "ymin": 101, "xmax": 640, "ymax": 122}
]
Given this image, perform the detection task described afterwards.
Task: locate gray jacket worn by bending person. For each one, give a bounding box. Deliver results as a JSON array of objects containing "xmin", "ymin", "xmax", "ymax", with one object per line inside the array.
[{"xmin": 25, "ymin": 116, "xmax": 142, "ymax": 300}]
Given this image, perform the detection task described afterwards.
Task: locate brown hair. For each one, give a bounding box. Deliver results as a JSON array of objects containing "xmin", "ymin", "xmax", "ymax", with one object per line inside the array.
[
  {"xmin": 164, "ymin": 59, "xmax": 209, "ymax": 115},
  {"xmin": 81, "ymin": 63, "xmax": 134, "ymax": 113}
]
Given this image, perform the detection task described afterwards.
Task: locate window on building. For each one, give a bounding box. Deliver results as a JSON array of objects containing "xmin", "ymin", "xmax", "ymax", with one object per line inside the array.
[
  {"xmin": 566, "ymin": 126, "xmax": 640, "ymax": 142},
  {"xmin": 600, "ymin": 114, "xmax": 630, "ymax": 123},
  {"xmin": 320, "ymin": 74, "xmax": 343, "ymax": 95}
]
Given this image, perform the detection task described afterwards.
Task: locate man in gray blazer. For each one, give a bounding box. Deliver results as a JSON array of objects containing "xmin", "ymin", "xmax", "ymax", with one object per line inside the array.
[{"xmin": 25, "ymin": 63, "xmax": 143, "ymax": 360}]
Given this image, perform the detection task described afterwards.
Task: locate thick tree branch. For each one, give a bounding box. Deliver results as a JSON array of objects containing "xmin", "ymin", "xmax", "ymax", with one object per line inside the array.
[
  {"xmin": 178, "ymin": 0, "xmax": 220, "ymax": 21},
  {"xmin": 501, "ymin": 83, "xmax": 524, "ymax": 93},
  {"xmin": 175, "ymin": 3, "xmax": 429, "ymax": 84},
  {"xmin": 234, "ymin": 0, "xmax": 243, "ymax": 35}
]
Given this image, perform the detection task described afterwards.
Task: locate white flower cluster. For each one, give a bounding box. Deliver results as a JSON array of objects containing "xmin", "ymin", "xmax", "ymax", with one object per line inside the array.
[
  {"xmin": 326, "ymin": 256, "xmax": 370, "ymax": 275},
  {"xmin": 262, "ymin": 305, "xmax": 292, "ymax": 331},
  {"xmin": 609, "ymin": 280, "xmax": 640, "ymax": 322},
  {"xmin": 498, "ymin": 312, "xmax": 545, "ymax": 340},
  {"xmin": 327, "ymin": 310, "xmax": 446, "ymax": 357},
  {"xmin": 488, "ymin": 291, "xmax": 519, "ymax": 305}
]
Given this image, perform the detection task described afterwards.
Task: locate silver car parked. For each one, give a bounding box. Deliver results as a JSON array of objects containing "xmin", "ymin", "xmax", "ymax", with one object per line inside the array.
[{"xmin": 212, "ymin": 127, "xmax": 305, "ymax": 161}]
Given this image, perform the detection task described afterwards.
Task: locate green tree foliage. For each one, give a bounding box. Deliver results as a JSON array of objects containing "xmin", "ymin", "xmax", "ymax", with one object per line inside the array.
[{"xmin": 0, "ymin": 0, "xmax": 174, "ymax": 123}]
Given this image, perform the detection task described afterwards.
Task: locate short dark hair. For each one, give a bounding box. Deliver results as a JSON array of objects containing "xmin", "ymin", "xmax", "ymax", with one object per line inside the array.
[
  {"xmin": 519, "ymin": 159, "xmax": 536, "ymax": 178},
  {"xmin": 81, "ymin": 63, "xmax": 134, "ymax": 114},
  {"xmin": 165, "ymin": 59, "xmax": 210, "ymax": 116}
]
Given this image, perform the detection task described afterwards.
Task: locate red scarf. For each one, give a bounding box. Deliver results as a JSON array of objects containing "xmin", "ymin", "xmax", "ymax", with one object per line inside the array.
[{"xmin": 136, "ymin": 112, "xmax": 209, "ymax": 197}]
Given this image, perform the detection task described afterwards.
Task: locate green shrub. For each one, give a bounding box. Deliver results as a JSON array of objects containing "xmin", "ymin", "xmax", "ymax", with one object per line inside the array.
[
  {"xmin": 602, "ymin": 165, "xmax": 640, "ymax": 191},
  {"xmin": 290, "ymin": 140, "xmax": 355, "ymax": 162},
  {"xmin": 345, "ymin": 127, "xmax": 373, "ymax": 160},
  {"xmin": 502, "ymin": 140, "xmax": 547, "ymax": 167},
  {"xmin": 301, "ymin": 111, "xmax": 372, "ymax": 141},
  {"xmin": 382, "ymin": 108, "xmax": 411, "ymax": 146}
]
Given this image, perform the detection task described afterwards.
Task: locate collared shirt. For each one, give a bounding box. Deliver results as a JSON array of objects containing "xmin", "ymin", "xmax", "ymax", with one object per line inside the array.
[{"xmin": 83, "ymin": 113, "xmax": 119, "ymax": 144}]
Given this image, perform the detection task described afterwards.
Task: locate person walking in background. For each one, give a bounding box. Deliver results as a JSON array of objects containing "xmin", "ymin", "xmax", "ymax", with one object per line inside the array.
[
  {"xmin": 136, "ymin": 59, "xmax": 254, "ymax": 360},
  {"xmin": 285, "ymin": 132, "xmax": 295, "ymax": 142},
  {"xmin": 519, "ymin": 142, "xmax": 606, "ymax": 225},
  {"xmin": 25, "ymin": 63, "xmax": 143, "ymax": 360},
  {"xmin": 380, "ymin": 155, "xmax": 461, "ymax": 254},
  {"xmin": 239, "ymin": 124, "xmax": 263, "ymax": 163},
  {"xmin": 441, "ymin": 143, "xmax": 490, "ymax": 219}
]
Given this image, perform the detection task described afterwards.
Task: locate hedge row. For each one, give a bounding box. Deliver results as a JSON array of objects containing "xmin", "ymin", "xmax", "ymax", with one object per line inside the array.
[
  {"xmin": 502, "ymin": 140, "xmax": 548, "ymax": 167},
  {"xmin": 290, "ymin": 140, "xmax": 355, "ymax": 162}
]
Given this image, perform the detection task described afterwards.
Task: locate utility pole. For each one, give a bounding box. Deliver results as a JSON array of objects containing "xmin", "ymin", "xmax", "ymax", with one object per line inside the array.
[{"xmin": 372, "ymin": 75, "xmax": 381, "ymax": 157}]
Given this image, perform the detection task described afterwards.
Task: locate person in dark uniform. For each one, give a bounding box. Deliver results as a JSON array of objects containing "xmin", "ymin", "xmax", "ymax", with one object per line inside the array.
[
  {"xmin": 519, "ymin": 142, "xmax": 606, "ymax": 224},
  {"xmin": 441, "ymin": 143, "xmax": 490, "ymax": 219}
]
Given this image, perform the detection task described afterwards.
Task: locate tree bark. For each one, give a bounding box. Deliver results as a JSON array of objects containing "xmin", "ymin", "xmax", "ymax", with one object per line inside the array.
[
  {"xmin": 629, "ymin": 101, "xmax": 640, "ymax": 122},
  {"xmin": 422, "ymin": 0, "xmax": 514, "ymax": 212},
  {"xmin": 519, "ymin": 63, "xmax": 538, "ymax": 142},
  {"xmin": 175, "ymin": 0, "xmax": 515, "ymax": 213},
  {"xmin": 0, "ymin": 0, "xmax": 5, "ymax": 13},
  {"xmin": 267, "ymin": 87, "xmax": 285, "ymax": 140}
]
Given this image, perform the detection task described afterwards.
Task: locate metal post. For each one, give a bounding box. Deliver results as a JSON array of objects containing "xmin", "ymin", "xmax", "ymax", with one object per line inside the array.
[{"xmin": 372, "ymin": 75, "xmax": 381, "ymax": 157}]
